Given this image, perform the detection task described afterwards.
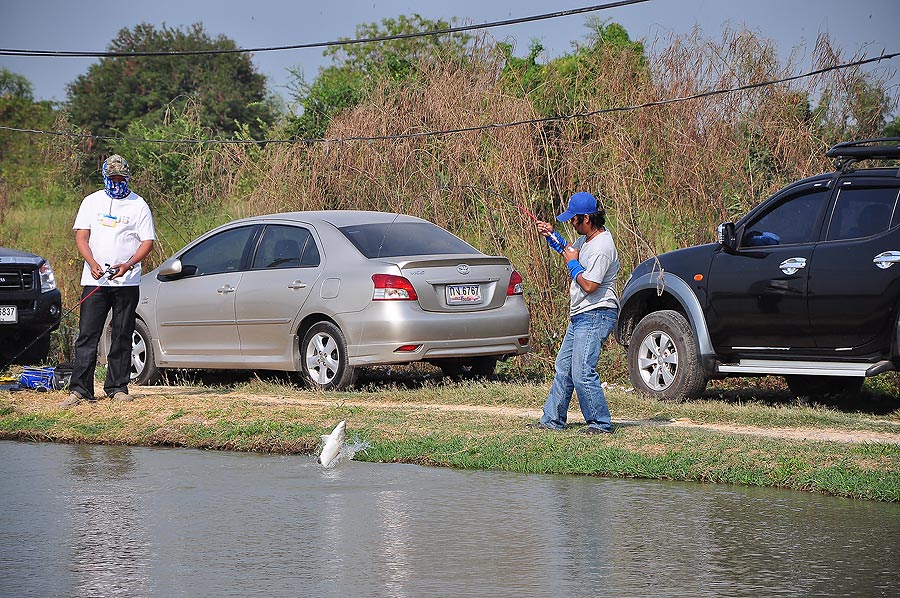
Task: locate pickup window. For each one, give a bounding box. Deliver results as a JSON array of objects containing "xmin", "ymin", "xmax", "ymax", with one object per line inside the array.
[{"xmin": 825, "ymin": 186, "xmax": 900, "ymax": 241}]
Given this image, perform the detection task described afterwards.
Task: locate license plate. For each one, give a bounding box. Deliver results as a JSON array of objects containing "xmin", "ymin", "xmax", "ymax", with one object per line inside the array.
[
  {"xmin": 447, "ymin": 284, "xmax": 482, "ymax": 305},
  {"xmin": 0, "ymin": 305, "xmax": 17, "ymax": 323}
]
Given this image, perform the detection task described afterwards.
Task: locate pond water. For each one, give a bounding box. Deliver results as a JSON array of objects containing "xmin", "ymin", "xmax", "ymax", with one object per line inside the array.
[{"xmin": 0, "ymin": 440, "xmax": 897, "ymax": 597}]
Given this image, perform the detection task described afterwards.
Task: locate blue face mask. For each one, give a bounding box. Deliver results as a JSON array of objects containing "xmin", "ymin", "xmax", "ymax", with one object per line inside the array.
[{"xmin": 104, "ymin": 177, "xmax": 130, "ymax": 199}]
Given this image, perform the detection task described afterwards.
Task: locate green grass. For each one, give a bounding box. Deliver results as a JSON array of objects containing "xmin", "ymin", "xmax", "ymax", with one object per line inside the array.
[{"xmin": 1, "ymin": 377, "xmax": 898, "ymax": 501}]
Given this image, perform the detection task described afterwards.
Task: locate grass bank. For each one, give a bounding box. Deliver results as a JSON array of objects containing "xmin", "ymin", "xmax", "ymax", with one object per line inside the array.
[{"xmin": 2, "ymin": 375, "xmax": 899, "ymax": 502}]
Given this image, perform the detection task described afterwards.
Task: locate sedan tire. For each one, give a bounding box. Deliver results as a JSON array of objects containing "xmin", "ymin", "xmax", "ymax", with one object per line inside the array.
[
  {"xmin": 300, "ymin": 321, "xmax": 356, "ymax": 390},
  {"xmin": 628, "ymin": 310, "xmax": 707, "ymax": 400},
  {"xmin": 131, "ymin": 319, "xmax": 162, "ymax": 386}
]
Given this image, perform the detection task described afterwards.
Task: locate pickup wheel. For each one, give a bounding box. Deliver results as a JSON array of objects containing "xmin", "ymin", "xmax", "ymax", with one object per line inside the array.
[
  {"xmin": 18, "ymin": 332, "xmax": 51, "ymax": 365},
  {"xmin": 628, "ymin": 310, "xmax": 707, "ymax": 400}
]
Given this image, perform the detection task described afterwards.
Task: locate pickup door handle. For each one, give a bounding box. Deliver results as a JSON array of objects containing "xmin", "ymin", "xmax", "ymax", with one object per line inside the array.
[
  {"xmin": 216, "ymin": 285, "xmax": 236, "ymax": 294},
  {"xmin": 874, "ymin": 251, "xmax": 900, "ymax": 270},
  {"xmin": 287, "ymin": 280, "xmax": 307, "ymax": 289},
  {"xmin": 779, "ymin": 257, "xmax": 807, "ymax": 276}
]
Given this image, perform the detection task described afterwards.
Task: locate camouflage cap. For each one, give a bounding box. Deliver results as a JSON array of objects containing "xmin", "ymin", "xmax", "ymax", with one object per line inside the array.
[{"xmin": 102, "ymin": 154, "xmax": 130, "ymax": 178}]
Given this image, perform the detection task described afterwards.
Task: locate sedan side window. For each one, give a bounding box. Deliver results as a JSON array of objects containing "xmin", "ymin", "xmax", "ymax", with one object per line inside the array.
[
  {"xmin": 180, "ymin": 226, "xmax": 255, "ymax": 276},
  {"xmin": 825, "ymin": 186, "xmax": 899, "ymax": 241},
  {"xmin": 739, "ymin": 188, "xmax": 831, "ymax": 248},
  {"xmin": 252, "ymin": 225, "xmax": 321, "ymax": 270}
]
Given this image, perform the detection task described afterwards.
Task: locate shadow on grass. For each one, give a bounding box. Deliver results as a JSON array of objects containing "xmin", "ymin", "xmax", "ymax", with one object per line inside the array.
[
  {"xmin": 700, "ymin": 377, "xmax": 900, "ymax": 416},
  {"xmin": 142, "ymin": 364, "xmax": 547, "ymax": 393}
]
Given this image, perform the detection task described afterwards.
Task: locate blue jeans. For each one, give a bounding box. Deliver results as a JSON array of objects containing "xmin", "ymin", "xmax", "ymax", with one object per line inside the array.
[
  {"xmin": 540, "ymin": 307, "xmax": 618, "ymax": 431},
  {"xmin": 70, "ymin": 285, "xmax": 139, "ymax": 400}
]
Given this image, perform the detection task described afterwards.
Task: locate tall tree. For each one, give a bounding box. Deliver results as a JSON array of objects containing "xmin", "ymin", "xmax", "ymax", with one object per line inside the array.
[
  {"xmin": 287, "ymin": 14, "xmax": 472, "ymax": 139},
  {"xmin": 0, "ymin": 69, "xmax": 59, "ymax": 190},
  {"xmin": 67, "ymin": 23, "xmax": 276, "ymax": 153},
  {"xmin": 500, "ymin": 20, "xmax": 648, "ymax": 118}
]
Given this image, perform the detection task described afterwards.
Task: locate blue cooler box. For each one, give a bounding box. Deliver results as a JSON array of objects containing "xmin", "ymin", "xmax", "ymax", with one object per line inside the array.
[{"xmin": 19, "ymin": 367, "xmax": 56, "ymax": 391}]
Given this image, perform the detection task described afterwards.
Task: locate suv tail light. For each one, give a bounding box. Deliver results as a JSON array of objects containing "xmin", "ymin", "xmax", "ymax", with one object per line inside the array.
[
  {"xmin": 372, "ymin": 274, "xmax": 418, "ymax": 301},
  {"xmin": 507, "ymin": 271, "xmax": 523, "ymax": 296}
]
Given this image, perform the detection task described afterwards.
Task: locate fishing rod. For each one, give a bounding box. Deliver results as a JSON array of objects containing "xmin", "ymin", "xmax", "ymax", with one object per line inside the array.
[
  {"xmin": 438, "ymin": 184, "xmax": 542, "ymax": 223},
  {"xmin": 444, "ymin": 184, "xmax": 578, "ymax": 251},
  {"xmin": 1, "ymin": 264, "xmax": 119, "ymax": 372}
]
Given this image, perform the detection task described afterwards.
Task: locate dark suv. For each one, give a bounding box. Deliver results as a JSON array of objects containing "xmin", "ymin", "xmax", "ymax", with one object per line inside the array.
[
  {"xmin": 0, "ymin": 247, "xmax": 62, "ymax": 366},
  {"xmin": 615, "ymin": 138, "xmax": 900, "ymax": 399}
]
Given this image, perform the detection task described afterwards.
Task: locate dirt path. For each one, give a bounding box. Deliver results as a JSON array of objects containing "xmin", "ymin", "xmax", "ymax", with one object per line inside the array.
[{"xmin": 135, "ymin": 386, "xmax": 900, "ymax": 445}]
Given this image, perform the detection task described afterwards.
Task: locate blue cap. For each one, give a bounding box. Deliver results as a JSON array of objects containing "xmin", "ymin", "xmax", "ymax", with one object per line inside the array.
[{"xmin": 556, "ymin": 192, "xmax": 598, "ymax": 222}]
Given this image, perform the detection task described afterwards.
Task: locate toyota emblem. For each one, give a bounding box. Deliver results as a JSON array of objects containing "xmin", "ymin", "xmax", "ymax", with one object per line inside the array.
[{"xmin": 457, "ymin": 264, "xmax": 470, "ymax": 275}]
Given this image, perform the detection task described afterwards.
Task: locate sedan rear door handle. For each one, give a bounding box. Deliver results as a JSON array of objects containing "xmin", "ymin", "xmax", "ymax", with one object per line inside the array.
[
  {"xmin": 874, "ymin": 251, "xmax": 900, "ymax": 270},
  {"xmin": 779, "ymin": 257, "xmax": 807, "ymax": 276},
  {"xmin": 217, "ymin": 285, "xmax": 236, "ymax": 294},
  {"xmin": 288, "ymin": 280, "xmax": 307, "ymax": 289}
]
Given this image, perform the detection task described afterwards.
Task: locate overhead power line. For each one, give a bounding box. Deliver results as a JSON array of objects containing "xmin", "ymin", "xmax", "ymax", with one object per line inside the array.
[
  {"xmin": 0, "ymin": 0, "xmax": 652, "ymax": 58},
  {"xmin": 1, "ymin": 50, "xmax": 896, "ymax": 146}
]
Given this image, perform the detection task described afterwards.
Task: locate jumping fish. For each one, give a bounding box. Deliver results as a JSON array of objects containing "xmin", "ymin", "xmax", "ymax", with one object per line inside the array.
[{"xmin": 317, "ymin": 420, "xmax": 346, "ymax": 467}]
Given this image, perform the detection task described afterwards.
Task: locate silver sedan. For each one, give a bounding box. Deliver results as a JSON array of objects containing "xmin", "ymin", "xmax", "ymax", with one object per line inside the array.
[{"xmin": 126, "ymin": 211, "xmax": 531, "ymax": 389}]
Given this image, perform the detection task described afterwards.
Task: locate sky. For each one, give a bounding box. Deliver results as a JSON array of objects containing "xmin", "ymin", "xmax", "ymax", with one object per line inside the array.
[{"xmin": 1, "ymin": 0, "xmax": 898, "ymax": 111}]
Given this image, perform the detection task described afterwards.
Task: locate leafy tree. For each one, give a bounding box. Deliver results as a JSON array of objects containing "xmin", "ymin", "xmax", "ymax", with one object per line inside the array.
[
  {"xmin": 815, "ymin": 72, "xmax": 893, "ymax": 141},
  {"xmin": 884, "ymin": 115, "xmax": 900, "ymax": 137},
  {"xmin": 0, "ymin": 69, "xmax": 34, "ymax": 101},
  {"xmin": 287, "ymin": 14, "xmax": 472, "ymax": 139},
  {"xmin": 66, "ymin": 23, "xmax": 276, "ymax": 155},
  {"xmin": 500, "ymin": 20, "xmax": 648, "ymax": 118},
  {"xmin": 0, "ymin": 69, "xmax": 59, "ymax": 190}
]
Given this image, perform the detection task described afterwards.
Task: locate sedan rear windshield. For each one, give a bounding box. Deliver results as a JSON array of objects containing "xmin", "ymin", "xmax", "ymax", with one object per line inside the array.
[{"xmin": 339, "ymin": 222, "xmax": 478, "ymax": 258}]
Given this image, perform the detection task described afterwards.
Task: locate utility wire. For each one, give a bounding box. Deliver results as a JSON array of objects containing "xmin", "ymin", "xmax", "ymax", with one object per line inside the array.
[
  {"xmin": 1, "ymin": 50, "xmax": 896, "ymax": 146},
  {"xmin": 0, "ymin": 0, "xmax": 652, "ymax": 58}
]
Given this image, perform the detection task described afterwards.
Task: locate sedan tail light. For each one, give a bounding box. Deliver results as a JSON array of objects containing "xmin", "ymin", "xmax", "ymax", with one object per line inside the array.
[
  {"xmin": 507, "ymin": 271, "xmax": 523, "ymax": 296},
  {"xmin": 372, "ymin": 274, "xmax": 418, "ymax": 300}
]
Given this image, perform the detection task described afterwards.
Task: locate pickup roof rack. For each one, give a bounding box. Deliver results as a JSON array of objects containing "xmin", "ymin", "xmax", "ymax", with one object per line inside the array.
[{"xmin": 826, "ymin": 138, "xmax": 900, "ymax": 171}]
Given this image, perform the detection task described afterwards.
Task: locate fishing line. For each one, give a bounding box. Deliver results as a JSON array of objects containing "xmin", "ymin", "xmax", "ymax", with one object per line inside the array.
[{"xmin": 1, "ymin": 265, "xmax": 118, "ymax": 372}]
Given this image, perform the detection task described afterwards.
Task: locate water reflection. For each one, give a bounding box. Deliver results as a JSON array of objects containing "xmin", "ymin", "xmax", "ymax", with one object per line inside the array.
[
  {"xmin": 66, "ymin": 444, "xmax": 153, "ymax": 597},
  {"xmin": 1, "ymin": 441, "xmax": 898, "ymax": 597}
]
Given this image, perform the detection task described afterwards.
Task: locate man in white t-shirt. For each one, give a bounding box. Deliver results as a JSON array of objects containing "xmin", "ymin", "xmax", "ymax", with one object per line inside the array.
[
  {"xmin": 62, "ymin": 155, "xmax": 156, "ymax": 408},
  {"xmin": 531, "ymin": 192, "xmax": 620, "ymax": 434}
]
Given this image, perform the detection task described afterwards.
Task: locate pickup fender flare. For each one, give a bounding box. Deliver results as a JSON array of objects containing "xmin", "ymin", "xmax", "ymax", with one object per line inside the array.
[{"xmin": 619, "ymin": 270, "xmax": 715, "ymax": 357}]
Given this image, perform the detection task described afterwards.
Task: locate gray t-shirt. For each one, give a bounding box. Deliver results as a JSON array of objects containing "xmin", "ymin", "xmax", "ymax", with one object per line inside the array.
[{"xmin": 569, "ymin": 229, "xmax": 619, "ymax": 316}]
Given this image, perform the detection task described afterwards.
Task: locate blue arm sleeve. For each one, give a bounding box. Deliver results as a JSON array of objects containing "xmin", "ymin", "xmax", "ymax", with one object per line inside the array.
[
  {"xmin": 566, "ymin": 259, "xmax": 585, "ymax": 280},
  {"xmin": 546, "ymin": 231, "xmax": 567, "ymax": 254}
]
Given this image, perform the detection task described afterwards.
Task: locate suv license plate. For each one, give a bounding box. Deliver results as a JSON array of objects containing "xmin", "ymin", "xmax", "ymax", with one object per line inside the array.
[
  {"xmin": 0, "ymin": 305, "xmax": 17, "ymax": 323},
  {"xmin": 447, "ymin": 284, "xmax": 482, "ymax": 305}
]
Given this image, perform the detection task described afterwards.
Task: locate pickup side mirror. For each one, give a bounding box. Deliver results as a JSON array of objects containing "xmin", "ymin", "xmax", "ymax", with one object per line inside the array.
[{"xmin": 717, "ymin": 222, "xmax": 737, "ymax": 252}]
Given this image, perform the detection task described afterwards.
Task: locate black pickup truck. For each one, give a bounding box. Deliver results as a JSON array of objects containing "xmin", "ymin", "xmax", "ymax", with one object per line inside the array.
[
  {"xmin": 0, "ymin": 247, "xmax": 62, "ymax": 366},
  {"xmin": 615, "ymin": 138, "xmax": 900, "ymax": 399}
]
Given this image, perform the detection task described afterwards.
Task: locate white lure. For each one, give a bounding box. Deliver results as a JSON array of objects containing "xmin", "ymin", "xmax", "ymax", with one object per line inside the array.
[{"xmin": 317, "ymin": 420, "xmax": 346, "ymax": 467}]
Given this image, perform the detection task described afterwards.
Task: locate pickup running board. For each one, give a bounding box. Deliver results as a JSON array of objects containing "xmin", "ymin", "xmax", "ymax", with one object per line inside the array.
[{"xmin": 716, "ymin": 359, "xmax": 891, "ymax": 377}]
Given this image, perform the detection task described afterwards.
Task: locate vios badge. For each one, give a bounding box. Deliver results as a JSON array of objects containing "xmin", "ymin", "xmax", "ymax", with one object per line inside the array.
[{"xmin": 457, "ymin": 264, "xmax": 470, "ymax": 275}]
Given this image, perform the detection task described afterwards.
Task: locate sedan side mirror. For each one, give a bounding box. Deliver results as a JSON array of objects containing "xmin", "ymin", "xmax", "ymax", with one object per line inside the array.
[
  {"xmin": 159, "ymin": 258, "xmax": 183, "ymax": 277},
  {"xmin": 717, "ymin": 222, "xmax": 737, "ymax": 252},
  {"xmin": 157, "ymin": 258, "xmax": 197, "ymax": 281}
]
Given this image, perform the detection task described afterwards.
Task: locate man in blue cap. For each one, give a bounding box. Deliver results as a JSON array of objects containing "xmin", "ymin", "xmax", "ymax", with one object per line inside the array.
[{"xmin": 533, "ymin": 192, "xmax": 619, "ymax": 434}]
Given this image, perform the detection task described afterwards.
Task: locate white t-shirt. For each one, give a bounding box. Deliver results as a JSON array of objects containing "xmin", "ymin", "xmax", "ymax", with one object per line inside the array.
[
  {"xmin": 73, "ymin": 189, "xmax": 156, "ymax": 287},
  {"xmin": 569, "ymin": 229, "xmax": 619, "ymax": 316}
]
